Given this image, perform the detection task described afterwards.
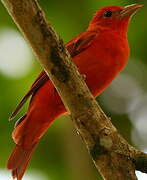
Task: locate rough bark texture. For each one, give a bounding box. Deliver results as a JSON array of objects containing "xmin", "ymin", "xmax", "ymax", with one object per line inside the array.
[{"xmin": 1, "ymin": 0, "xmax": 147, "ymax": 179}]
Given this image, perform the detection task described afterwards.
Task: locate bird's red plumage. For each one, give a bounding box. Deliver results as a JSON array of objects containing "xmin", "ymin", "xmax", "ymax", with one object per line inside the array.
[{"xmin": 7, "ymin": 4, "xmax": 142, "ymax": 180}]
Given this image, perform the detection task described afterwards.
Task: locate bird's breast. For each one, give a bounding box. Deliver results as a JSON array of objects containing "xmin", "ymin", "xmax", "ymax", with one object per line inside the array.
[{"xmin": 74, "ymin": 31, "xmax": 130, "ymax": 96}]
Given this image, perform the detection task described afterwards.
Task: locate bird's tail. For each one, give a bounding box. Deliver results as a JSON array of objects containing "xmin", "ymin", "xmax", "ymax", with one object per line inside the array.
[{"xmin": 7, "ymin": 143, "xmax": 38, "ymax": 180}]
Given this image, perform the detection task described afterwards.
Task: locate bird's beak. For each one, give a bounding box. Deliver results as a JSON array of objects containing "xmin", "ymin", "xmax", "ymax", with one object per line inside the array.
[{"xmin": 120, "ymin": 4, "xmax": 143, "ymax": 18}]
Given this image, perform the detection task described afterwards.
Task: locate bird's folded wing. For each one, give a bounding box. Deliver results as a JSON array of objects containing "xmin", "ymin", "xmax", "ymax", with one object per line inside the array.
[
  {"xmin": 9, "ymin": 30, "xmax": 98, "ymax": 120},
  {"xmin": 9, "ymin": 71, "xmax": 48, "ymax": 120}
]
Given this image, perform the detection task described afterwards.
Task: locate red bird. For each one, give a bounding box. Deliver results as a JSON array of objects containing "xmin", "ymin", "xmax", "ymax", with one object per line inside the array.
[{"xmin": 7, "ymin": 4, "xmax": 142, "ymax": 180}]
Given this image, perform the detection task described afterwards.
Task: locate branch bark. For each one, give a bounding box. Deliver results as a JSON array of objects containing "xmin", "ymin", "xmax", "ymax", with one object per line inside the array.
[{"xmin": 1, "ymin": 0, "xmax": 147, "ymax": 179}]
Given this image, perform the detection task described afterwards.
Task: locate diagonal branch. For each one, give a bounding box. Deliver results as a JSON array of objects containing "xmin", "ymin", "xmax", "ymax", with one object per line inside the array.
[{"xmin": 1, "ymin": 0, "xmax": 147, "ymax": 179}]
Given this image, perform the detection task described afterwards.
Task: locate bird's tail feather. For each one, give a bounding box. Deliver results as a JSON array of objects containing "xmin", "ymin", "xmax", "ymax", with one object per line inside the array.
[{"xmin": 7, "ymin": 143, "xmax": 37, "ymax": 180}]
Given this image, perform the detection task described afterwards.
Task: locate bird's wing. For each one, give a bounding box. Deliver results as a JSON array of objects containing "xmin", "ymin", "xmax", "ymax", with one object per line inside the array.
[
  {"xmin": 9, "ymin": 30, "xmax": 98, "ymax": 120},
  {"xmin": 67, "ymin": 30, "xmax": 98, "ymax": 56},
  {"xmin": 9, "ymin": 71, "xmax": 48, "ymax": 120}
]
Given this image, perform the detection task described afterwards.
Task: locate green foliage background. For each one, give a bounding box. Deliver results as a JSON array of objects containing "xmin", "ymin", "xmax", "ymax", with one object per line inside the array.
[{"xmin": 0, "ymin": 0, "xmax": 146, "ymax": 179}]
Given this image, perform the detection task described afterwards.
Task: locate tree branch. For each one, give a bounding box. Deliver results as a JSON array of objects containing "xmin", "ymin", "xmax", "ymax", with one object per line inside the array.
[{"xmin": 1, "ymin": 0, "xmax": 147, "ymax": 179}]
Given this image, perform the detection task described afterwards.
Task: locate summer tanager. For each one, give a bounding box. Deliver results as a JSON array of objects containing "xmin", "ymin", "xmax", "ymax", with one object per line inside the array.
[{"xmin": 7, "ymin": 4, "xmax": 142, "ymax": 180}]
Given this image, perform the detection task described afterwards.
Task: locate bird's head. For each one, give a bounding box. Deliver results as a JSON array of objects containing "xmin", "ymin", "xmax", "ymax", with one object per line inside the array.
[{"xmin": 88, "ymin": 4, "xmax": 143, "ymax": 35}]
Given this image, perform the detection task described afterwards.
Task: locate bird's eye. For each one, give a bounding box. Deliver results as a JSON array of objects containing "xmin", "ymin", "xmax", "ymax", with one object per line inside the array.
[{"xmin": 104, "ymin": 11, "xmax": 113, "ymax": 18}]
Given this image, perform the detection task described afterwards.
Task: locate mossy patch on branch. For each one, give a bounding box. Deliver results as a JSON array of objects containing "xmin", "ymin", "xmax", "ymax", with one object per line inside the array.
[
  {"xmin": 90, "ymin": 139, "xmax": 107, "ymax": 160},
  {"xmin": 50, "ymin": 47, "xmax": 70, "ymax": 82}
]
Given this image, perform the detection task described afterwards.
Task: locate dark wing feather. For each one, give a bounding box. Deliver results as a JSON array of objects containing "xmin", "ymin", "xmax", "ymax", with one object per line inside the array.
[
  {"xmin": 66, "ymin": 30, "xmax": 98, "ymax": 56},
  {"xmin": 9, "ymin": 71, "xmax": 48, "ymax": 120},
  {"xmin": 10, "ymin": 30, "xmax": 98, "ymax": 120}
]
